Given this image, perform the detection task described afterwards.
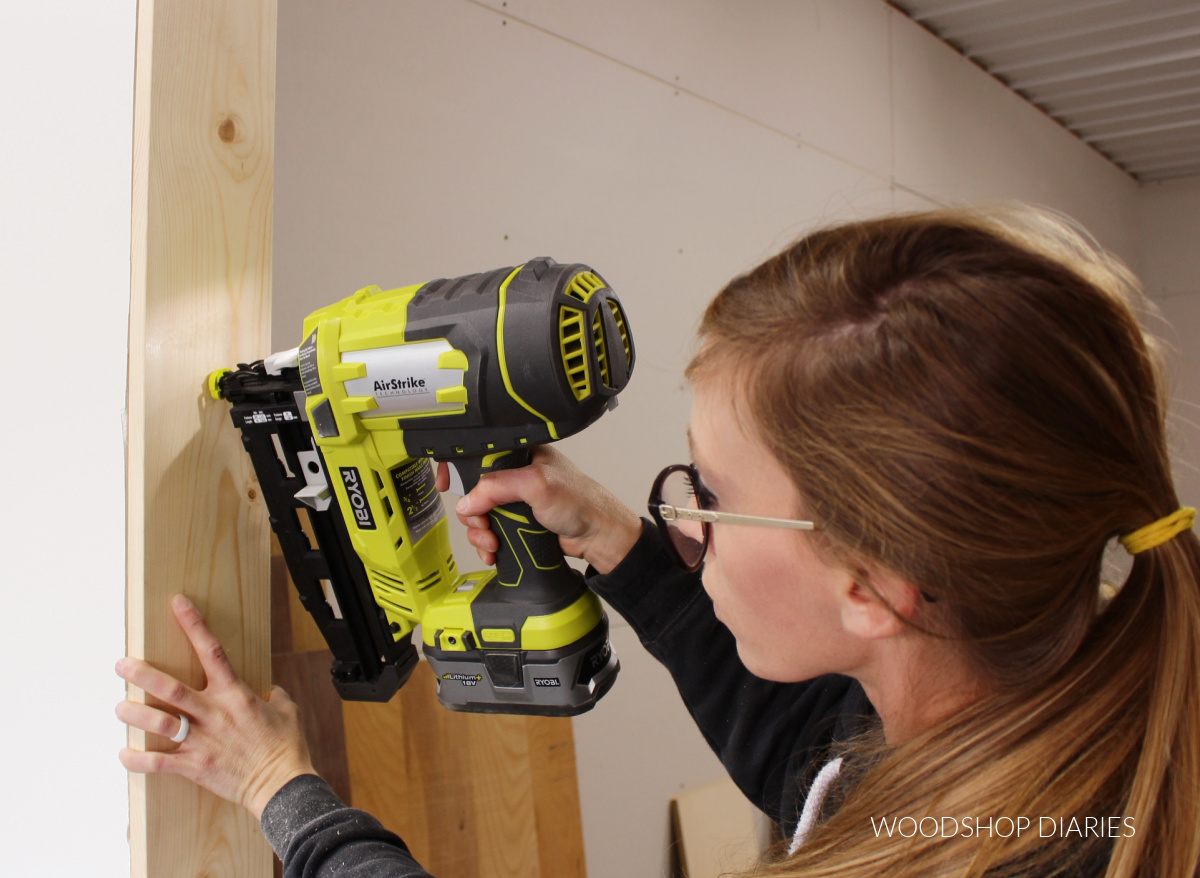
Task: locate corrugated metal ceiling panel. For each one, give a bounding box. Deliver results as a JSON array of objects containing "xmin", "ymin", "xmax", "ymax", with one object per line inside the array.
[{"xmin": 891, "ymin": 0, "xmax": 1200, "ymax": 181}]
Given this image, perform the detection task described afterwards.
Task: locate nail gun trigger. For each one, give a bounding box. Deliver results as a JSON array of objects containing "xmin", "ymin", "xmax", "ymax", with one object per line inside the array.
[{"xmin": 444, "ymin": 460, "xmax": 466, "ymax": 497}]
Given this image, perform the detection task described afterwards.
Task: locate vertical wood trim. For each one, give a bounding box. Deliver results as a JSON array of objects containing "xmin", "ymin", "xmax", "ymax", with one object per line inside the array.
[
  {"xmin": 468, "ymin": 713, "xmax": 539, "ymax": 877},
  {"xmin": 127, "ymin": 1, "xmax": 277, "ymax": 876},
  {"xmin": 527, "ymin": 717, "xmax": 587, "ymax": 878}
]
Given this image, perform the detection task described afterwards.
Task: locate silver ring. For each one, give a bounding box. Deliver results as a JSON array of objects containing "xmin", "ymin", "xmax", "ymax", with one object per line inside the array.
[{"xmin": 170, "ymin": 714, "xmax": 190, "ymax": 744}]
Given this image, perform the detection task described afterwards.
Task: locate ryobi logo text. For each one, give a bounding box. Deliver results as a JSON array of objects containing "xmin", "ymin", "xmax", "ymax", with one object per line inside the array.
[
  {"xmin": 340, "ymin": 467, "xmax": 377, "ymax": 530},
  {"xmin": 373, "ymin": 376, "xmax": 427, "ymax": 395}
]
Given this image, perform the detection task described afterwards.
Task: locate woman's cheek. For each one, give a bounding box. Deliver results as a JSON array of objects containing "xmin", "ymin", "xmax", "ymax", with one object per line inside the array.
[{"xmin": 699, "ymin": 560, "xmax": 730, "ymax": 624}]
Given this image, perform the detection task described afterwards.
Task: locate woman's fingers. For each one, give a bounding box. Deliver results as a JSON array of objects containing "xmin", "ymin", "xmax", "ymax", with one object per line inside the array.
[
  {"xmin": 465, "ymin": 521, "xmax": 500, "ymax": 551},
  {"xmin": 116, "ymin": 657, "xmax": 198, "ymax": 712},
  {"xmin": 116, "ymin": 701, "xmax": 194, "ymax": 774},
  {"xmin": 119, "ymin": 746, "xmax": 185, "ymax": 776},
  {"xmin": 113, "ymin": 596, "xmax": 235, "ymax": 707},
  {"xmin": 116, "ymin": 599, "xmax": 318, "ymax": 818},
  {"xmin": 116, "ymin": 699, "xmax": 189, "ymax": 742},
  {"xmin": 171, "ymin": 594, "xmax": 239, "ymax": 688},
  {"xmin": 455, "ymin": 469, "xmax": 542, "ymax": 521}
]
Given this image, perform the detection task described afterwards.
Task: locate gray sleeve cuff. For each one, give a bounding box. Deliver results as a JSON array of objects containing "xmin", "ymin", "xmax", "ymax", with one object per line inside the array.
[{"xmin": 259, "ymin": 774, "xmax": 345, "ymax": 856}]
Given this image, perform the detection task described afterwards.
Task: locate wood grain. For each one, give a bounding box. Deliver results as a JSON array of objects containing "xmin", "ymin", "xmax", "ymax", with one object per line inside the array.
[
  {"xmin": 271, "ymin": 650, "xmax": 352, "ymax": 803},
  {"xmin": 127, "ymin": 1, "xmax": 277, "ymax": 876},
  {"xmin": 338, "ymin": 662, "xmax": 587, "ymax": 878},
  {"xmin": 468, "ymin": 712, "xmax": 539, "ymax": 877},
  {"xmin": 527, "ymin": 716, "xmax": 588, "ymax": 878}
]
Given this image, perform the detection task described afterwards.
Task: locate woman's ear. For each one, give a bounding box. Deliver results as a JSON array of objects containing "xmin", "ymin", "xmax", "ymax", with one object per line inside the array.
[{"xmin": 839, "ymin": 567, "xmax": 922, "ymax": 641}]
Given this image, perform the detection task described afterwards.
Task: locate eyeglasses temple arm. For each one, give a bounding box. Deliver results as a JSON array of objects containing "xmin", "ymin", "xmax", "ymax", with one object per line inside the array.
[{"xmin": 656, "ymin": 504, "xmax": 816, "ymax": 530}]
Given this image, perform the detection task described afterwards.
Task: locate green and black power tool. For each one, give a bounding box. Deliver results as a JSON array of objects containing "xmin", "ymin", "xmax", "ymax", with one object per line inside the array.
[{"xmin": 209, "ymin": 258, "xmax": 633, "ymax": 715}]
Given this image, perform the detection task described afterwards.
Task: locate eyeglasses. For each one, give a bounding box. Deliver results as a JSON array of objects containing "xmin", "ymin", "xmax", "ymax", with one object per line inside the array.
[{"xmin": 647, "ymin": 463, "xmax": 817, "ymax": 572}]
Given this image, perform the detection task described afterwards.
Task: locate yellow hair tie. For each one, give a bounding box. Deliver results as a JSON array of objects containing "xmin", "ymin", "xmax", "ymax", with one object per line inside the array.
[{"xmin": 1120, "ymin": 507, "xmax": 1197, "ymax": 555}]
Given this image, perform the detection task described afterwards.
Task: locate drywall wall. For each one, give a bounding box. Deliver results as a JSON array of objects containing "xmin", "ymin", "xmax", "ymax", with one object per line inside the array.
[
  {"xmin": 1139, "ymin": 174, "xmax": 1200, "ymax": 523},
  {"xmin": 0, "ymin": 2, "xmax": 136, "ymax": 875},
  {"xmin": 271, "ymin": 3, "xmax": 1149, "ymax": 877}
]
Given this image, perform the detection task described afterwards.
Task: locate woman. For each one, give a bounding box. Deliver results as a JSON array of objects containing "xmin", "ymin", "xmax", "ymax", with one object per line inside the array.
[{"xmin": 117, "ymin": 207, "xmax": 1200, "ymax": 877}]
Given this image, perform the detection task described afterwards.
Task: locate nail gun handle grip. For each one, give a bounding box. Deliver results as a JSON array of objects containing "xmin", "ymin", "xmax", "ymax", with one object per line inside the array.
[
  {"xmin": 453, "ymin": 450, "xmax": 585, "ymax": 607},
  {"xmin": 487, "ymin": 500, "xmax": 579, "ymax": 594}
]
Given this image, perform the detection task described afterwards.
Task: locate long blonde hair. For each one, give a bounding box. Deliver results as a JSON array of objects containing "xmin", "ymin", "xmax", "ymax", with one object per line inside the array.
[{"xmin": 690, "ymin": 207, "xmax": 1200, "ymax": 877}]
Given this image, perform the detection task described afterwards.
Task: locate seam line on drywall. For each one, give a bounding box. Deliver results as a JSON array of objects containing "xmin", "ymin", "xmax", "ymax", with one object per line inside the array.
[
  {"xmin": 461, "ymin": 0, "xmax": 891, "ymax": 185},
  {"xmin": 893, "ymin": 181, "xmax": 945, "ymax": 207}
]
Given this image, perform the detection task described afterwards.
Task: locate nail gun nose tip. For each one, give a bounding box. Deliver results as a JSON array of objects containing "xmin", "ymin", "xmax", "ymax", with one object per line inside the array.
[{"xmin": 206, "ymin": 368, "xmax": 231, "ymax": 400}]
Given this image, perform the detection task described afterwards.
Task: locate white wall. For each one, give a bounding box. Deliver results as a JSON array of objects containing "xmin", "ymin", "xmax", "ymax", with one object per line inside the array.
[
  {"xmin": 272, "ymin": 3, "xmax": 1148, "ymax": 878},
  {"xmin": 0, "ymin": 2, "xmax": 136, "ymax": 875},
  {"xmin": 1139, "ymin": 174, "xmax": 1200, "ymax": 520}
]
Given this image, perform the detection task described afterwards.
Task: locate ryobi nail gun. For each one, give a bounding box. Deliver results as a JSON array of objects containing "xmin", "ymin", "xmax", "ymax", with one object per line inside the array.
[{"xmin": 208, "ymin": 258, "xmax": 632, "ymax": 715}]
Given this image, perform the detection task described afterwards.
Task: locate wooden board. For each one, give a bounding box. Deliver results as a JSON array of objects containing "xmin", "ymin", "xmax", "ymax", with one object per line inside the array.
[
  {"xmin": 341, "ymin": 664, "xmax": 586, "ymax": 878},
  {"xmin": 273, "ymin": 551, "xmax": 588, "ymax": 878},
  {"xmin": 126, "ymin": 1, "xmax": 277, "ymax": 876}
]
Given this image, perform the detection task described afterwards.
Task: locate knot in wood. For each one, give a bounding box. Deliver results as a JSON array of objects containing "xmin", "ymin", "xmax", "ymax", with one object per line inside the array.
[{"xmin": 218, "ymin": 116, "xmax": 238, "ymax": 143}]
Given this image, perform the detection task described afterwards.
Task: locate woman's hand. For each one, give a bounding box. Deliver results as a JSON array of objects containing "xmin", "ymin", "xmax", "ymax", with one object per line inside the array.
[
  {"xmin": 115, "ymin": 595, "xmax": 316, "ymax": 820},
  {"xmin": 440, "ymin": 446, "xmax": 642, "ymax": 575}
]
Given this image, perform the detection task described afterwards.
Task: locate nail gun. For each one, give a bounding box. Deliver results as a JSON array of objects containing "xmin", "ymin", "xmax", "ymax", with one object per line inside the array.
[{"xmin": 208, "ymin": 258, "xmax": 633, "ymax": 716}]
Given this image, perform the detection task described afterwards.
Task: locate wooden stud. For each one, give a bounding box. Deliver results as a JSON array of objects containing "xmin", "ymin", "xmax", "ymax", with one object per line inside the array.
[{"xmin": 127, "ymin": 1, "xmax": 277, "ymax": 876}]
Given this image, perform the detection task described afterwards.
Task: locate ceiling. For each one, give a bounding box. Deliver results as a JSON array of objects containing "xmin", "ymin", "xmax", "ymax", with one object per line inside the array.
[{"xmin": 890, "ymin": 0, "xmax": 1200, "ymax": 183}]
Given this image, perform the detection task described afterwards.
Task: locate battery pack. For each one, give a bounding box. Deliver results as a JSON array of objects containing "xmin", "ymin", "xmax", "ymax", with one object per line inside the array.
[{"xmin": 424, "ymin": 616, "xmax": 619, "ymax": 716}]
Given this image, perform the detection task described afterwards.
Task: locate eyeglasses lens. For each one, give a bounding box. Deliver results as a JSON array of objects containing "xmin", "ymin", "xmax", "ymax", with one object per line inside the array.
[{"xmin": 661, "ymin": 467, "xmax": 707, "ymax": 569}]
